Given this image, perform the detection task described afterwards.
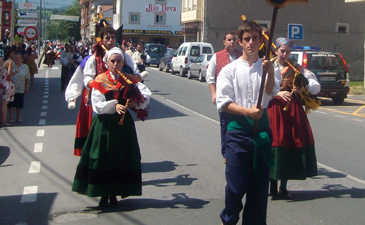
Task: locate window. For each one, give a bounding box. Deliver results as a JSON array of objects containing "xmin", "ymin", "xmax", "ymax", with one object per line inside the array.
[
  {"xmin": 256, "ymin": 20, "xmax": 271, "ymax": 30},
  {"xmin": 336, "ymin": 23, "xmax": 349, "ymax": 35},
  {"xmin": 193, "ymin": 0, "xmax": 197, "ymax": 9},
  {"xmin": 196, "ymin": 55, "xmax": 204, "ymax": 62},
  {"xmin": 3, "ymin": 12, "xmax": 10, "ymax": 25},
  {"xmin": 202, "ymin": 47, "xmax": 212, "ymax": 54},
  {"xmin": 181, "ymin": 47, "xmax": 188, "ymax": 56},
  {"xmin": 155, "ymin": 13, "xmax": 166, "ymax": 25},
  {"xmin": 129, "ymin": 12, "xmax": 140, "ymax": 24},
  {"xmin": 156, "ymin": 0, "xmax": 166, "ymax": 3},
  {"xmin": 190, "ymin": 46, "xmax": 200, "ymax": 56}
]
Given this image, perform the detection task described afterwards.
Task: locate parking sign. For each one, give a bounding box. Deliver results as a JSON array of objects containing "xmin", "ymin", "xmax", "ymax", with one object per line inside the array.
[{"xmin": 288, "ymin": 24, "xmax": 303, "ymax": 40}]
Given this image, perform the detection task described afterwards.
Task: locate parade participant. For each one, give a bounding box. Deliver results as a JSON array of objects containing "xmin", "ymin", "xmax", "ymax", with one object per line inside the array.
[
  {"xmin": 132, "ymin": 43, "xmax": 150, "ymax": 73},
  {"xmin": 68, "ymin": 45, "xmax": 83, "ymax": 78},
  {"xmin": 72, "ymin": 47, "xmax": 150, "ymax": 208},
  {"xmin": 206, "ymin": 31, "xmax": 242, "ymax": 162},
  {"xmin": 24, "ymin": 47, "xmax": 38, "ymax": 88},
  {"xmin": 59, "ymin": 44, "xmax": 71, "ymax": 92},
  {"xmin": 216, "ymin": 21, "xmax": 280, "ymax": 225},
  {"xmin": 43, "ymin": 41, "xmax": 55, "ymax": 68},
  {"xmin": 66, "ymin": 25, "xmax": 142, "ymax": 156},
  {"xmin": 267, "ymin": 37, "xmax": 320, "ymax": 199}
]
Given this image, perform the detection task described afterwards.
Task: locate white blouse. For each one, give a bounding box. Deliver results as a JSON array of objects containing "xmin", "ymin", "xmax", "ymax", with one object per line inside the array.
[{"xmin": 216, "ymin": 58, "xmax": 281, "ymax": 112}]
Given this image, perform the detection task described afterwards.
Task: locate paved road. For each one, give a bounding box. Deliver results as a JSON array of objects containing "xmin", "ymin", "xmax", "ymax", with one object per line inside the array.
[{"xmin": 0, "ymin": 64, "xmax": 364, "ymax": 225}]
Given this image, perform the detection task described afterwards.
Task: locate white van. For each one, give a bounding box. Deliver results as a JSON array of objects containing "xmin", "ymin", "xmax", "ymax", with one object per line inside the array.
[{"xmin": 171, "ymin": 42, "xmax": 214, "ymax": 76}]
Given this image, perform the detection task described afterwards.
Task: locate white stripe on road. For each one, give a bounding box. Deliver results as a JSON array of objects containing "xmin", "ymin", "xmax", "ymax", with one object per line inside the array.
[
  {"xmin": 353, "ymin": 119, "xmax": 362, "ymax": 122},
  {"xmin": 36, "ymin": 130, "xmax": 45, "ymax": 137},
  {"xmin": 45, "ymin": 88, "xmax": 49, "ymax": 91},
  {"xmin": 39, "ymin": 119, "xmax": 46, "ymax": 125},
  {"xmin": 315, "ymin": 111, "xmax": 328, "ymax": 114},
  {"xmin": 45, "ymin": 70, "xmax": 49, "ymax": 78},
  {"xmin": 43, "ymin": 95, "xmax": 48, "ymax": 99},
  {"xmin": 162, "ymin": 96, "xmax": 365, "ymax": 187},
  {"xmin": 44, "ymin": 92, "xmax": 49, "ymax": 94},
  {"xmin": 20, "ymin": 186, "xmax": 38, "ymax": 202},
  {"xmin": 42, "ymin": 100, "xmax": 48, "ymax": 104},
  {"xmin": 42, "ymin": 106, "xmax": 47, "ymax": 110},
  {"xmin": 34, "ymin": 143, "xmax": 43, "ymax": 152},
  {"xmin": 335, "ymin": 115, "xmax": 345, "ymax": 118},
  {"xmin": 40, "ymin": 112, "xmax": 47, "ymax": 117},
  {"xmin": 28, "ymin": 161, "xmax": 41, "ymax": 173}
]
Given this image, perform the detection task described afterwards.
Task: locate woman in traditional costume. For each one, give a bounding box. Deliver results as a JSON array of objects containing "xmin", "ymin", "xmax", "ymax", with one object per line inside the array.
[
  {"xmin": 267, "ymin": 37, "xmax": 320, "ymax": 199},
  {"xmin": 72, "ymin": 47, "xmax": 150, "ymax": 208}
]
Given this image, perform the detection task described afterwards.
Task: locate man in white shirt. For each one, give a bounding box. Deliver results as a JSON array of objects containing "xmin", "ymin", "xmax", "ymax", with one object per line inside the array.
[
  {"xmin": 132, "ymin": 43, "xmax": 151, "ymax": 73},
  {"xmin": 216, "ymin": 21, "xmax": 280, "ymax": 225},
  {"xmin": 59, "ymin": 43, "xmax": 71, "ymax": 92},
  {"xmin": 206, "ymin": 31, "xmax": 242, "ymax": 161}
]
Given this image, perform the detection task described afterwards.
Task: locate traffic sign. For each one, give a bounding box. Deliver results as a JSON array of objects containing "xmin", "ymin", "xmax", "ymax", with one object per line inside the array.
[
  {"xmin": 18, "ymin": 19, "xmax": 38, "ymax": 26},
  {"xmin": 24, "ymin": 26, "xmax": 38, "ymax": 40},
  {"xmin": 288, "ymin": 24, "xmax": 303, "ymax": 40},
  {"xmin": 18, "ymin": 11, "xmax": 38, "ymax": 19}
]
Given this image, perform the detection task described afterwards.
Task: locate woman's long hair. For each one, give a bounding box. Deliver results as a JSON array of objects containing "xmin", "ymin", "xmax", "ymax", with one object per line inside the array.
[{"xmin": 3, "ymin": 46, "xmax": 12, "ymax": 61}]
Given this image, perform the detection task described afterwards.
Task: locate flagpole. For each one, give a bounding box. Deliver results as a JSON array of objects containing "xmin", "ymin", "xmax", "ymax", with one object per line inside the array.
[{"xmin": 253, "ymin": 7, "xmax": 279, "ymax": 135}]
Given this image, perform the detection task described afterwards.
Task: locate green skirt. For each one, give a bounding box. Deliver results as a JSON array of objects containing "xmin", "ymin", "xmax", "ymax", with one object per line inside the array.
[
  {"xmin": 72, "ymin": 110, "xmax": 142, "ymax": 197},
  {"xmin": 270, "ymin": 145, "xmax": 318, "ymax": 180}
]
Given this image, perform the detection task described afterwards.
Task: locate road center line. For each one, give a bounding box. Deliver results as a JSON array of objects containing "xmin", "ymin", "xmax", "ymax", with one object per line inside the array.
[
  {"xmin": 29, "ymin": 161, "xmax": 41, "ymax": 173},
  {"xmin": 335, "ymin": 115, "xmax": 345, "ymax": 118},
  {"xmin": 20, "ymin": 186, "xmax": 38, "ymax": 202},
  {"xmin": 36, "ymin": 130, "xmax": 45, "ymax": 137},
  {"xmin": 42, "ymin": 106, "xmax": 48, "ymax": 110},
  {"xmin": 164, "ymin": 97, "xmax": 365, "ymax": 186},
  {"xmin": 42, "ymin": 100, "xmax": 48, "ymax": 104},
  {"xmin": 40, "ymin": 112, "xmax": 47, "ymax": 117},
  {"xmin": 34, "ymin": 143, "xmax": 43, "ymax": 152},
  {"xmin": 39, "ymin": 119, "xmax": 46, "ymax": 125}
]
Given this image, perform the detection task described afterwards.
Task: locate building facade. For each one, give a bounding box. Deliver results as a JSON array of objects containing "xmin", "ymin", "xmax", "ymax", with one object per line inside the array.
[
  {"xmin": 0, "ymin": 0, "xmax": 12, "ymax": 42},
  {"xmin": 114, "ymin": 0, "xmax": 184, "ymax": 48},
  {"xmin": 181, "ymin": 0, "xmax": 365, "ymax": 81}
]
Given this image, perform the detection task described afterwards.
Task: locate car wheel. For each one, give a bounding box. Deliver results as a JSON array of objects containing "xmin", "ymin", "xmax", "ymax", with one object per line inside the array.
[
  {"xmin": 332, "ymin": 96, "xmax": 345, "ymax": 105},
  {"xmin": 171, "ymin": 64, "xmax": 175, "ymax": 75},
  {"xmin": 159, "ymin": 63, "xmax": 163, "ymax": 71},
  {"xmin": 187, "ymin": 69, "xmax": 192, "ymax": 79},
  {"xmin": 198, "ymin": 70, "xmax": 205, "ymax": 82},
  {"xmin": 165, "ymin": 64, "xmax": 169, "ymax": 73},
  {"xmin": 180, "ymin": 67, "xmax": 186, "ymax": 77}
]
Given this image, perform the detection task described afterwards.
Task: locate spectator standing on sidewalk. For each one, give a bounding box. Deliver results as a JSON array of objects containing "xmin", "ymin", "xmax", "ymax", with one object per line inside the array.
[{"xmin": 23, "ymin": 47, "xmax": 38, "ymax": 88}]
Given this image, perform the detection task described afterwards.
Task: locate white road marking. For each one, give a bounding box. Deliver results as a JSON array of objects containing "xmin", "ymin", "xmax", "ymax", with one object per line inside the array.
[
  {"xmin": 162, "ymin": 96, "xmax": 365, "ymax": 187},
  {"xmin": 45, "ymin": 70, "xmax": 49, "ymax": 78},
  {"xmin": 51, "ymin": 67, "xmax": 59, "ymax": 70},
  {"xmin": 28, "ymin": 161, "xmax": 41, "ymax": 173},
  {"xmin": 42, "ymin": 100, "xmax": 48, "ymax": 104},
  {"xmin": 45, "ymin": 88, "xmax": 49, "ymax": 91},
  {"xmin": 39, "ymin": 119, "xmax": 46, "ymax": 125},
  {"xmin": 353, "ymin": 119, "xmax": 362, "ymax": 121},
  {"xmin": 315, "ymin": 111, "xmax": 328, "ymax": 114},
  {"xmin": 40, "ymin": 112, "xmax": 47, "ymax": 117},
  {"xmin": 42, "ymin": 106, "xmax": 47, "ymax": 110},
  {"xmin": 335, "ymin": 115, "xmax": 344, "ymax": 118},
  {"xmin": 45, "ymin": 85, "xmax": 49, "ymax": 88},
  {"xmin": 34, "ymin": 143, "xmax": 43, "ymax": 152},
  {"xmin": 36, "ymin": 130, "xmax": 45, "ymax": 137},
  {"xmin": 20, "ymin": 186, "xmax": 38, "ymax": 202},
  {"xmin": 44, "ymin": 92, "xmax": 49, "ymax": 94},
  {"xmin": 43, "ymin": 95, "xmax": 48, "ymax": 99}
]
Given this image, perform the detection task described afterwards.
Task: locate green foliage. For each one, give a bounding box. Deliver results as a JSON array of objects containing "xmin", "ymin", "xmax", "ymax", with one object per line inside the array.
[{"xmin": 46, "ymin": 0, "xmax": 81, "ymax": 42}]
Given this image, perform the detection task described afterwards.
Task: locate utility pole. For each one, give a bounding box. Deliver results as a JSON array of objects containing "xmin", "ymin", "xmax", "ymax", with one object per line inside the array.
[{"xmin": 38, "ymin": 0, "xmax": 42, "ymax": 53}]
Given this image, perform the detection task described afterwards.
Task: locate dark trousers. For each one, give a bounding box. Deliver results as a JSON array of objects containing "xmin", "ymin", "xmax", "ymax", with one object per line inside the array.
[
  {"xmin": 220, "ymin": 130, "xmax": 270, "ymax": 225},
  {"xmin": 219, "ymin": 111, "xmax": 228, "ymax": 158},
  {"xmin": 61, "ymin": 66, "xmax": 69, "ymax": 91}
]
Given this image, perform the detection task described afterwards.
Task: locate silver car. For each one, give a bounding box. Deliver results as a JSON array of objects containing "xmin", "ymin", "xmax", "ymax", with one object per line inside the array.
[{"xmin": 187, "ymin": 54, "xmax": 213, "ymax": 82}]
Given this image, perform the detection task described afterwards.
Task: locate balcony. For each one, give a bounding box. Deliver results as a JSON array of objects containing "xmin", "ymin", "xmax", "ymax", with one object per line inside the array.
[{"xmin": 181, "ymin": 1, "xmax": 203, "ymax": 23}]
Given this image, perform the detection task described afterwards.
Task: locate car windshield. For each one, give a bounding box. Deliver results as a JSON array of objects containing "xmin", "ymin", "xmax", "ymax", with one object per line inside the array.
[
  {"xmin": 307, "ymin": 53, "xmax": 345, "ymax": 70},
  {"xmin": 207, "ymin": 55, "xmax": 212, "ymax": 61},
  {"xmin": 149, "ymin": 46, "xmax": 166, "ymax": 53}
]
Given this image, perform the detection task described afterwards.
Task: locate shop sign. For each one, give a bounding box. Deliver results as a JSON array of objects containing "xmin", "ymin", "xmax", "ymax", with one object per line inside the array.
[
  {"xmin": 175, "ymin": 31, "xmax": 184, "ymax": 35},
  {"xmin": 18, "ymin": 3, "xmax": 38, "ymax": 10},
  {"xmin": 123, "ymin": 29, "xmax": 173, "ymax": 35},
  {"xmin": 18, "ymin": 11, "xmax": 38, "ymax": 18},
  {"xmin": 145, "ymin": 4, "xmax": 177, "ymax": 13},
  {"xmin": 18, "ymin": 19, "xmax": 38, "ymax": 27}
]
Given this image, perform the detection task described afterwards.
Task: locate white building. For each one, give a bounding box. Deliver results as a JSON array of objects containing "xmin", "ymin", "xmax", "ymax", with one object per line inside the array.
[{"xmin": 113, "ymin": 0, "xmax": 184, "ymax": 48}]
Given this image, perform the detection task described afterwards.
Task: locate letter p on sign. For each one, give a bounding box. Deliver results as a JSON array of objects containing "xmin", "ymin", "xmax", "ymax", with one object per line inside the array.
[{"xmin": 288, "ymin": 24, "xmax": 303, "ymax": 40}]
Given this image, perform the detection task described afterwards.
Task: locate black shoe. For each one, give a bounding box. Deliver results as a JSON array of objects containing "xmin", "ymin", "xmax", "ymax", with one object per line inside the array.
[
  {"xmin": 109, "ymin": 195, "xmax": 118, "ymax": 208},
  {"xmin": 278, "ymin": 187, "xmax": 292, "ymax": 200},
  {"xmin": 269, "ymin": 180, "xmax": 278, "ymax": 196},
  {"xmin": 98, "ymin": 196, "xmax": 108, "ymax": 209}
]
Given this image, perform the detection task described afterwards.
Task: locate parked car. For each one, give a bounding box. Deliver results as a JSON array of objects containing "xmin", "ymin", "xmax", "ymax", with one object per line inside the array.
[
  {"xmin": 289, "ymin": 46, "xmax": 350, "ymax": 105},
  {"xmin": 144, "ymin": 43, "xmax": 167, "ymax": 67},
  {"xmin": 171, "ymin": 42, "xmax": 214, "ymax": 76},
  {"xmin": 159, "ymin": 49, "xmax": 176, "ymax": 72},
  {"xmin": 187, "ymin": 54, "xmax": 213, "ymax": 82}
]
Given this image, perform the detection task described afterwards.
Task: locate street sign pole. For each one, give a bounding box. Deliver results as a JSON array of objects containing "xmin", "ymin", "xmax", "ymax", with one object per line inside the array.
[{"xmin": 38, "ymin": 0, "xmax": 42, "ymax": 54}]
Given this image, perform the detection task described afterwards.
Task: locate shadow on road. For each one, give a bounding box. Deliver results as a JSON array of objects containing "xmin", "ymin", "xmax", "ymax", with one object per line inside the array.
[
  {"xmin": 0, "ymin": 146, "xmax": 10, "ymax": 167},
  {"xmin": 319, "ymin": 98, "xmax": 364, "ymax": 107},
  {"xmin": 288, "ymin": 184, "xmax": 365, "ymax": 201},
  {"xmin": 313, "ymin": 167, "xmax": 347, "ymax": 179},
  {"xmin": 0, "ymin": 193, "xmax": 57, "ymax": 225}
]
